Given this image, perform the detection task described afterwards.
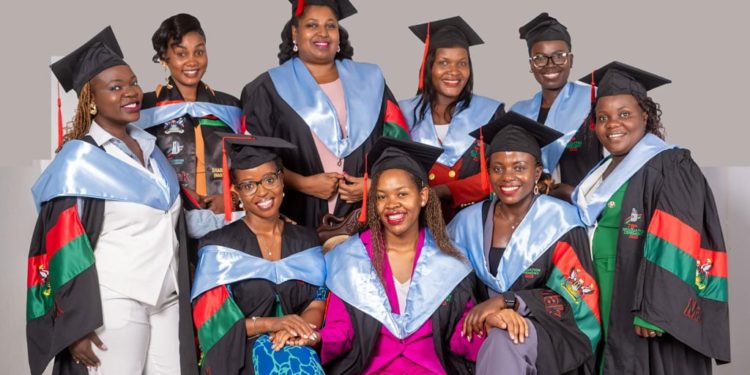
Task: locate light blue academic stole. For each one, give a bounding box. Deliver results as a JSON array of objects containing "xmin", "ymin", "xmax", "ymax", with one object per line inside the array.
[
  {"xmin": 133, "ymin": 101, "xmax": 242, "ymax": 133},
  {"xmin": 325, "ymin": 229, "xmax": 472, "ymax": 339},
  {"xmin": 399, "ymin": 95, "xmax": 502, "ymax": 167},
  {"xmin": 511, "ymin": 81, "xmax": 593, "ymax": 172},
  {"xmin": 268, "ymin": 57, "xmax": 385, "ymax": 159},
  {"xmin": 448, "ymin": 195, "xmax": 582, "ymax": 293},
  {"xmin": 31, "ymin": 140, "xmax": 180, "ymax": 212},
  {"xmin": 572, "ymin": 134, "xmax": 675, "ymax": 226},
  {"xmin": 191, "ymin": 245, "xmax": 326, "ymax": 301}
]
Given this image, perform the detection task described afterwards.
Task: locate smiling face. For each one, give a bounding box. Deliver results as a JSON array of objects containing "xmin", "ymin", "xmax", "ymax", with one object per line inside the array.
[
  {"xmin": 89, "ymin": 65, "xmax": 143, "ymax": 127},
  {"xmin": 234, "ymin": 160, "xmax": 284, "ymax": 220},
  {"xmin": 594, "ymin": 94, "xmax": 648, "ymax": 157},
  {"xmin": 164, "ymin": 31, "xmax": 207, "ymax": 90},
  {"xmin": 375, "ymin": 169, "xmax": 429, "ymax": 239},
  {"xmin": 292, "ymin": 5, "xmax": 340, "ymax": 65},
  {"xmin": 489, "ymin": 151, "xmax": 542, "ymax": 207},
  {"xmin": 528, "ymin": 40, "xmax": 572, "ymax": 91},
  {"xmin": 430, "ymin": 47, "xmax": 471, "ymax": 103}
]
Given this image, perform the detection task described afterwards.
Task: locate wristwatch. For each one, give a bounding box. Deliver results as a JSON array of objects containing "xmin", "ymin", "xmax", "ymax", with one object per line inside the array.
[{"xmin": 502, "ymin": 292, "xmax": 518, "ymax": 311}]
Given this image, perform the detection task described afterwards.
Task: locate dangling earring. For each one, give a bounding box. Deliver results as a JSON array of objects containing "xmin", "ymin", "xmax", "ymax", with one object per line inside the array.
[
  {"xmin": 337, "ymin": 45, "xmax": 341, "ymax": 53},
  {"xmin": 534, "ymin": 184, "xmax": 540, "ymax": 196},
  {"xmin": 89, "ymin": 102, "xmax": 98, "ymax": 116},
  {"xmin": 165, "ymin": 76, "xmax": 173, "ymax": 90},
  {"xmin": 292, "ymin": 40, "xmax": 298, "ymax": 52},
  {"xmin": 159, "ymin": 59, "xmax": 168, "ymax": 72}
]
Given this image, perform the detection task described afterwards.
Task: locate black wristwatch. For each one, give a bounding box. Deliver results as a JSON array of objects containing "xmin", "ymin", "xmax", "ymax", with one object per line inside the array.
[{"xmin": 502, "ymin": 292, "xmax": 518, "ymax": 311}]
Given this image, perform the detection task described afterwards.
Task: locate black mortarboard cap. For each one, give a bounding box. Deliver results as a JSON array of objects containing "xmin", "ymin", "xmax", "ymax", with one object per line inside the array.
[
  {"xmin": 518, "ymin": 12, "xmax": 571, "ymax": 52},
  {"xmin": 409, "ymin": 16, "xmax": 484, "ymax": 51},
  {"xmin": 290, "ymin": 0, "xmax": 357, "ymax": 20},
  {"xmin": 50, "ymin": 26, "xmax": 127, "ymax": 96},
  {"xmin": 579, "ymin": 61, "xmax": 671, "ymax": 99},
  {"xmin": 367, "ymin": 137, "xmax": 443, "ymax": 183},
  {"xmin": 219, "ymin": 132, "xmax": 296, "ymax": 170},
  {"xmin": 470, "ymin": 111, "xmax": 563, "ymax": 163}
]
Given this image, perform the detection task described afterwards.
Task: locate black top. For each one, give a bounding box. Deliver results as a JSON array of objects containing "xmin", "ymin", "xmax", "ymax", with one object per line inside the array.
[{"xmin": 488, "ymin": 246, "xmax": 505, "ymax": 277}]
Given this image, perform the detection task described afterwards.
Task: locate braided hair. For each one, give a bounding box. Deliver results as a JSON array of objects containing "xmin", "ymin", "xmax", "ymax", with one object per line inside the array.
[
  {"xmin": 365, "ymin": 170, "xmax": 464, "ymax": 283},
  {"xmin": 60, "ymin": 82, "xmax": 94, "ymax": 149}
]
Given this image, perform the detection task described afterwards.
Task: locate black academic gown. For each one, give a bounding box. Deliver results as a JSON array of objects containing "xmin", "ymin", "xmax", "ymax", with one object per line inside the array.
[
  {"xmin": 594, "ymin": 149, "xmax": 730, "ymax": 374},
  {"xmin": 240, "ymin": 65, "xmax": 406, "ymax": 228},
  {"xmin": 26, "ymin": 139, "xmax": 197, "ymax": 375},
  {"xmin": 537, "ymin": 108, "xmax": 603, "ymax": 186},
  {"xmin": 195, "ymin": 220, "xmax": 321, "ymax": 375},
  {"xmin": 142, "ymin": 78, "xmax": 240, "ymax": 207}
]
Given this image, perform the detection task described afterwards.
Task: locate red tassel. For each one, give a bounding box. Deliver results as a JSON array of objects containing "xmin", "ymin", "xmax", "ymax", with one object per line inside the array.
[
  {"xmin": 56, "ymin": 82, "xmax": 63, "ymax": 149},
  {"xmin": 357, "ymin": 154, "xmax": 368, "ymax": 223},
  {"xmin": 417, "ymin": 23, "xmax": 431, "ymax": 92},
  {"xmin": 295, "ymin": 0, "xmax": 305, "ymax": 16},
  {"xmin": 222, "ymin": 142, "xmax": 233, "ymax": 221},
  {"xmin": 479, "ymin": 126, "xmax": 490, "ymax": 194},
  {"xmin": 240, "ymin": 114, "xmax": 247, "ymax": 135}
]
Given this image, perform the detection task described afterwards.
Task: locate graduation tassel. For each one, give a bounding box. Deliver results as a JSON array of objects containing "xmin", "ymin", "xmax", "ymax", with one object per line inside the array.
[
  {"xmin": 240, "ymin": 114, "xmax": 247, "ymax": 135},
  {"xmin": 221, "ymin": 140, "xmax": 233, "ymax": 222},
  {"xmin": 479, "ymin": 125, "xmax": 490, "ymax": 194},
  {"xmin": 417, "ymin": 23, "xmax": 431, "ymax": 92},
  {"xmin": 357, "ymin": 153, "xmax": 368, "ymax": 223},
  {"xmin": 56, "ymin": 82, "xmax": 63, "ymax": 150},
  {"xmin": 295, "ymin": 0, "xmax": 305, "ymax": 16}
]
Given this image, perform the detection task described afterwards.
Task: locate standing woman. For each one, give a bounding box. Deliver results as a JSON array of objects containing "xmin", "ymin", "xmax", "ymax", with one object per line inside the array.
[
  {"xmin": 449, "ymin": 112, "xmax": 601, "ymax": 374},
  {"xmin": 512, "ymin": 13, "xmax": 602, "ymax": 200},
  {"xmin": 400, "ymin": 16, "xmax": 505, "ymax": 219},
  {"xmin": 191, "ymin": 135, "xmax": 326, "ymax": 374},
  {"xmin": 573, "ymin": 62, "xmax": 730, "ymax": 373},
  {"xmin": 28, "ymin": 27, "xmax": 196, "ymax": 374},
  {"xmin": 241, "ymin": 0, "xmax": 411, "ymax": 228},
  {"xmin": 136, "ymin": 13, "xmax": 242, "ymax": 213},
  {"xmin": 304, "ymin": 138, "xmax": 482, "ymax": 374}
]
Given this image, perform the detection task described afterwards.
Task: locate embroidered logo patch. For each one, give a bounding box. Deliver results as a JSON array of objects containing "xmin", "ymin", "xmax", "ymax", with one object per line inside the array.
[
  {"xmin": 470, "ymin": 142, "xmax": 481, "ymax": 162},
  {"xmin": 523, "ymin": 267, "xmax": 541, "ymax": 279},
  {"xmin": 561, "ymin": 267, "xmax": 595, "ymax": 304},
  {"xmin": 541, "ymin": 290, "xmax": 565, "ymax": 319},
  {"xmin": 695, "ymin": 259, "xmax": 713, "ymax": 290},
  {"xmin": 683, "ymin": 297, "xmax": 702, "ymax": 322},
  {"xmin": 622, "ymin": 208, "xmax": 645, "ymax": 239},
  {"xmin": 38, "ymin": 264, "xmax": 52, "ymax": 297},
  {"xmin": 565, "ymin": 136, "xmax": 582, "ymax": 151},
  {"xmin": 164, "ymin": 117, "xmax": 185, "ymax": 134}
]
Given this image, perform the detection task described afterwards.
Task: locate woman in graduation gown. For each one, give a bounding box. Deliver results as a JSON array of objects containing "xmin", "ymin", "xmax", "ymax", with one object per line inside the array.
[
  {"xmin": 399, "ymin": 16, "xmax": 505, "ymax": 218},
  {"xmin": 190, "ymin": 134, "xmax": 327, "ymax": 374},
  {"xmin": 448, "ymin": 111, "xmax": 601, "ymax": 374},
  {"xmin": 28, "ymin": 27, "xmax": 196, "ymax": 374},
  {"xmin": 303, "ymin": 138, "xmax": 482, "ymax": 374},
  {"xmin": 136, "ymin": 13, "xmax": 242, "ymax": 213},
  {"xmin": 240, "ymin": 0, "xmax": 411, "ymax": 228},
  {"xmin": 573, "ymin": 62, "xmax": 730, "ymax": 373},
  {"xmin": 511, "ymin": 12, "xmax": 602, "ymax": 200}
]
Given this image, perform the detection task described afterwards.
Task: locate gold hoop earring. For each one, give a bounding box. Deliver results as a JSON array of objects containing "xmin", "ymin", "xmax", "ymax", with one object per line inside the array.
[
  {"xmin": 534, "ymin": 184, "xmax": 540, "ymax": 195},
  {"xmin": 89, "ymin": 102, "xmax": 98, "ymax": 116}
]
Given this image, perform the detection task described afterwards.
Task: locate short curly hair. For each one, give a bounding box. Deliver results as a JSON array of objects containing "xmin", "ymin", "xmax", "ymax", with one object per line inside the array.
[
  {"xmin": 151, "ymin": 13, "xmax": 206, "ymax": 63},
  {"xmin": 277, "ymin": 6, "xmax": 354, "ymax": 65}
]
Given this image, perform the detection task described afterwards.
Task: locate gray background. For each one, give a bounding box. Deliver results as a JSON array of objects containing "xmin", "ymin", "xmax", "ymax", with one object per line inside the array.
[{"xmin": 1, "ymin": 0, "xmax": 747, "ymax": 373}]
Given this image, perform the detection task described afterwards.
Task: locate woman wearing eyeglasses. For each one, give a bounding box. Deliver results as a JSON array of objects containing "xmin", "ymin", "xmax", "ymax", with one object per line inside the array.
[
  {"xmin": 511, "ymin": 13, "xmax": 602, "ymax": 201},
  {"xmin": 191, "ymin": 135, "xmax": 327, "ymax": 375}
]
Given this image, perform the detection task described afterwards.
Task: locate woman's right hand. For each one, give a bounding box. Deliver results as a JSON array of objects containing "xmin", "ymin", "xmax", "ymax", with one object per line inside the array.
[
  {"xmin": 68, "ymin": 332, "xmax": 107, "ymax": 367},
  {"xmin": 301, "ymin": 173, "xmax": 342, "ymax": 200},
  {"xmin": 485, "ymin": 309, "xmax": 529, "ymax": 344}
]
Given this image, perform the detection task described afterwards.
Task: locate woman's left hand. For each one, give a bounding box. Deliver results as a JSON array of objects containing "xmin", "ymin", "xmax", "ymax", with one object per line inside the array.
[
  {"xmin": 203, "ymin": 194, "xmax": 225, "ymax": 214},
  {"xmin": 462, "ymin": 297, "xmax": 506, "ymax": 340},
  {"xmin": 634, "ymin": 325, "xmax": 663, "ymax": 338},
  {"xmin": 338, "ymin": 174, "xmax": 364, "ymax": 203},
  {"xmin": 485, "ymin": 309, "xmax": 529, "ymax": 344}
]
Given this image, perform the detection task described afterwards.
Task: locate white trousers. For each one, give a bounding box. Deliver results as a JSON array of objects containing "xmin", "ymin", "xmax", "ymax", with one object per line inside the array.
[{"xmin": 89, "ymin": 271, "xmax": 181, "ymax": 375}]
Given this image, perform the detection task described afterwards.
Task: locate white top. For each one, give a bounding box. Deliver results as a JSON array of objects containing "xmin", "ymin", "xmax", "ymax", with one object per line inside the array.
[
  {"xmin": 393, "ymin": 275, "xmax": 411, "ymax": 313},
  {"xmin": 434, "ymin": 124, "xmax": 450, "ymax": 143},
  {"xmin": 575, "ymin": 158, "xmax": 612, "ymax": 249},
  {"xmin": 87, "ymin": 122, "xmax": 181, "ymax": 306}
]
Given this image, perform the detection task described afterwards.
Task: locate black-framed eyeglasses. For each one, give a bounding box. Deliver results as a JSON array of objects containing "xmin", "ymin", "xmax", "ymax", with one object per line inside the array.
[
  {"xmin": 235, "ymin": 170, "xmax": 282, "ymax": 196},
  {"xmin": 529, "ymin": 52, "xmax": 572, "ymax": 68}
]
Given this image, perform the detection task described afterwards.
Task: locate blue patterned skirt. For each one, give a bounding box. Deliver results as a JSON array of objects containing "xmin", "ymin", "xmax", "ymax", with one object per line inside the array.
[{"xmin": 252, "ymin": 334, "xmax": 325, "ymax": 375}]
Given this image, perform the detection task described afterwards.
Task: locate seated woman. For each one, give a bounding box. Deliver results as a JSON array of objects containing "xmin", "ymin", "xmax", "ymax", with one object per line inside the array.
[
  {"xmin": 304, "ymin": 138, "xmax": 481, "ymax": 374},
  {"xmin": 240, "ymin": 0, "xmax": 411, "ymax": 228},
  {"xmin": 400, "ymin": 16, "xmax": 505, "ymax": 218},
  {"xmin": 448, "ymin": 111, "xmax": 601, "ymax": 374},
  {"xmin": 190, "ymin": 135, "xmax": 326, "ymax": 374},
  {"xmin": 574, "ymin": 62, "xmax": 730, "ymax": 374},
  {"xmin": 30, "ymin": 27, "xmax": 195, "ymax": 374},
  {"xmin": 136, "ymin": 13, "xmax": 242, "ymax": 213}
]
